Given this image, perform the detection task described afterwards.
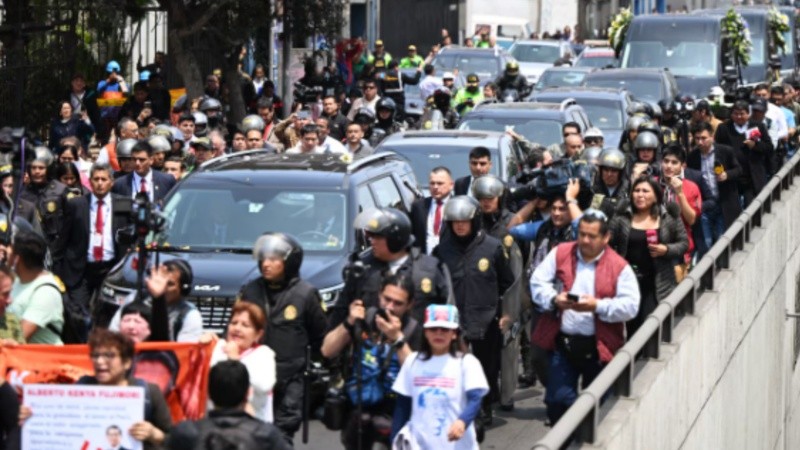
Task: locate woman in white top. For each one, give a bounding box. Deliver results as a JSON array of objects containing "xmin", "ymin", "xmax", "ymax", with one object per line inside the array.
[
  {"xmin": 203, "ymin": 301, "xmax": 276, "ymax": 422},
  {"xmin": 391, "ymin": 304, "xmax": 489, "ymax": 450}
]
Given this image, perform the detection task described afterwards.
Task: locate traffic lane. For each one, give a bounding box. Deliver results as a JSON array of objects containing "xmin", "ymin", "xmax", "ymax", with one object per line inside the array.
[{"xmin": 294, "ymin": 385, "xmax": 549, "ymax": 449}]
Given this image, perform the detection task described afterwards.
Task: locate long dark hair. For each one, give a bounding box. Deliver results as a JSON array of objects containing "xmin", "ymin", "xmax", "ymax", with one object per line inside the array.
[
  {"xmin": 419, "ymin": 328, "xmax": 467, "ymax": 361},
  {"xmin": 630, "ymin": 176, "xmax": 662, "ymax": 218}
]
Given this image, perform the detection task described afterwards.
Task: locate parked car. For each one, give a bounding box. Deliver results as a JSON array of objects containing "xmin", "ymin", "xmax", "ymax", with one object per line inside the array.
[
  {"xmin": 530, "ymin": 87, "xmax": 635, "ymax": 147},
  {"xmin": 508, "ymin": 39, "xmax": 575, "ymax": 84},
  {"xmin": 532, "ymin": 66, "xmax": 596, "ymax": 93},
  {"xmin": 581, "ymin": 68, "xmax": 679, "ymax": 104},
  {"xmin": 458, "ymin": 100, "xmax": 592, "ymax": 147},
  {"xmin": 96, "ymin": 152, "xmax": 418, "ymax": 331}
]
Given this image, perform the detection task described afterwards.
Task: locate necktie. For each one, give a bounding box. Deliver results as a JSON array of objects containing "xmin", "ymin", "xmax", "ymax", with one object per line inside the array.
[
  {"xmin": 93, "ymin": 199, "xmax": 104, "ymax": 261},
  {"xmin": 433, "ymin": 200, "xmax": 443, "ymax": 236},
  {"xmin": 139, "ymin": 177, "xmax": 147, "ymax": 194}
]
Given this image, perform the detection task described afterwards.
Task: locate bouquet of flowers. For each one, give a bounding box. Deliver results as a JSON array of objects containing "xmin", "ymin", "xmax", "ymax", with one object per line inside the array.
[
  {"xmin": 608, "ymin": 8, "xmax": 633, "ymax": 58},
  {"xmin": 722, "ymin": 8, "xmax": 752, "ymax": 67},
  {"xmin": 768, "ymin": 7, "xmax": 790, "ymax": 55}
]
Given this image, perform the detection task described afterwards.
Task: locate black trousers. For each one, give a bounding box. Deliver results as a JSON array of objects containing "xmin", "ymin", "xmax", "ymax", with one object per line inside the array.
[
  {"xmin": 469, "ymin": 318, "xmax": 502, "ymax": 407},
  {"xmin": 67, "ymin": 261, "xmax": 114, "ymax": 342},
  {"xmin": 273, "ymin": 371, "xmax": 304, "ymax": 446}
]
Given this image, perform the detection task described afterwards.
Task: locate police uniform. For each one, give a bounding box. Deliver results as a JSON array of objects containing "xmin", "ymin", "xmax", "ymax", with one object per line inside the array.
[
  {"xmin": 239, "ymin": 276, "xmax": 327, "ymax": 440},
  {"xmin": 20, "ymin": 180, "xmax": 68, "ymax": 262}
]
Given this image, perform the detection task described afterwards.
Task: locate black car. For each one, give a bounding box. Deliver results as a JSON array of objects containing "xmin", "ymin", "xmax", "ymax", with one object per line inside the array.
[
  {"xmin": 375, "ymin": 130, "xmax": 525, "ymax": 195},
  {"xmin": 431, "ymin": 47, "xmax": 515, "ymax": 88},
  {"xmin": 581, "ymin": 68, "xmax": 679, "ymax": 105},
  {"xmin": 532, "ymin": 66, "xmax": 596, "ymax": 93},
  {"xmin": 458, "ymin": 100, "xmax": 593, "ymax": 148},
  {"xmin": 530, "ymin": 87, "xmax": 635, "ymax": 148},
  {"xmin": 97, "ymin": 151, "xmax": 419, "ymax": 331}
]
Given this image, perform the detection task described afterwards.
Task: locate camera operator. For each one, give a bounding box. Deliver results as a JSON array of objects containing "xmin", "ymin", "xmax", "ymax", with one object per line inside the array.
[
  {"xmin": 472, "ymin": 175, "xmax": 524, "ymax": 411},
  {"xmin": 433, "ymin": 196, "xmax": 515, "ymax": 428},
  {"xmin": 331, "ymin": 208, "xmax": 453, "ymax": 327},
  {"xmin": 238, "ymin": 233, "xmax": 327, "ymax": 445},
  {"xmin": 20, "ymin": 147, "xmax": 69, "ymax": 264},
  {"xmin": 321, "ymin": 273, "xmax": 422, "ymax": 449}
]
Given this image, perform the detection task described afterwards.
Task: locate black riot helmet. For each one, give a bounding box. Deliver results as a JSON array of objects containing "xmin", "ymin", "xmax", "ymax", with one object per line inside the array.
[
  {"xmin": 252, "ymin": 232, "xmax": 304, "ymax": 280},
  {"xmin": 443, "ymin": 195, "xmax": 481, "ymax": 237},
  {"xmin": 354, "ymin": 207, "xmax": 414, "ymax": 253},
  {"xmin": 376, "ymin": 97, "xmax": 397, "ymax": 119},
  {"xmin": 0, "ymin": 211, "xmax": 39, "ymax": 245}
]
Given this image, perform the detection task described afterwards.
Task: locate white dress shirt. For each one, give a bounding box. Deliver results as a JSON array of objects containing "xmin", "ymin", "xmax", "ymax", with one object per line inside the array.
[
  {"xmin": 387, "ymin": 255, "xmax": 409, "ymax": 275},
  {"xmin": 765, "ymin": 103, "xmax": 789, "ymax": 146},
  {"xmin": 425, "ymin": 196, "xmax": 449, "ymax": 254},
  {"xmin": 87, "ymin": 194, "xmax": 114, "ymax": 262},
  {"xmin": 132, "ymin": 171, "xmax": 154, "ymax": 202},
  {"xmin": 320, "ymin": 136, "xmax": 348, "ymax": 154},
  {"xmin": 530, "ymin": 246, "xmax": 640, "ymax": 336}
]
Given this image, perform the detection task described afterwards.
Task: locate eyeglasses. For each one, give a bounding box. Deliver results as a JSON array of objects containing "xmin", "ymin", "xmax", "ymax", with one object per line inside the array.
[{"xmin": 90, "ymin": 351, "xmax": 120, "ymax": 361}]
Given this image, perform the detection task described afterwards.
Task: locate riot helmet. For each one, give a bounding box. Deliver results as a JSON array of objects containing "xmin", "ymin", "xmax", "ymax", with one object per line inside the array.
[
  {"xmin": 471, "ymin": 175, "xmax": 505, "ymax": 199},
  {"xmin": 116, "ymin": 139, "xmax": 139, "ymax": 160},
  {"xmin": 634, "ymin": 131, "xmax": 660, "ymax": 150},
  {"xmin": 376, "ymin": 97, "xmax": 397, "ymax": 122},
  {"xmin": 31, "ymin": 146, "xmax": 54, "ymax": 167},
  {"xmin": 597, "ymin": 148, "xmax": 627, "ymax": 171},
  {"xmin": 241, "ymin": 114, "xmax": 265, "ymax": 133},
  {"xmin": 252, "ymin": 232, "xmax": 304, "ymax": 280},
  {"xmin": 353, "ymin": 107, "xmax": 376, "ymax": 126},
  {"xmin": 193, "ymin": 111, "xmax": 209, "ymax": 137},
  {"xmin": 354, "ymin": 207, "xmax": 414, "ymax": 253},
  {"xmin": 625, "ymin": 115, "xmax": 648, "ymax": 132},
  {"xmin": 580, "ymin": 145, "xmax": 603, "ymax": 165},
  {"xmin": 147, "ymin": 135, "xmax": 171, "ymax": 154}
]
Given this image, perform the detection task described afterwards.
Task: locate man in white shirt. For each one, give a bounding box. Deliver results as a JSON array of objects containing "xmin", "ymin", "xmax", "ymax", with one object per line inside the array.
[
  {"xmin": 346, "ymin": 79, "xmax": 381, "ymax": 121},
  {"xmin": 315, "ymin": 117, "xmax": 347, "ymax": 154},
  {"xmin": 754, "ymin": 83, "xmax": 788, "ymax": 147},
  {"xmin": 418, "ymin": 64, "xmax": 443, "ymax": 101},
  {"xmin": 286, "ymin": 124, "xmax": 327, "ymax": 154}
]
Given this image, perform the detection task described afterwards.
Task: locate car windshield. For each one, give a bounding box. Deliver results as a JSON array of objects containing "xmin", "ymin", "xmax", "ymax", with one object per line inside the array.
[
  {"xmin": 574, "ymin": 55, "xmax": 616, "ymax": 68},
  {"xmin": 537, "ymin": 70, "xmax": 588, "ymax": 90},
  {"xmin": 433, "ymin": 54, "xmax": 501, "ymax": 80},
  {"xmin": 511, "ymin": 44, "xmax": 561, "ymax": 63},
  {"xmin": 583, "ymin": 77, "xmax": 662, "ymax": 102},
  {"xmin": 155, "ymin": 184, "xmax": 348, "ymax": 252},
  {"xmin": 577, "ymin": 100, "xmax": 624, "ymax": 130},
  {"xmin": 622, "ymin": 41, "xmax": 718, "ymax": 77},
  {"xmin": 380, "ymin": 145, "xmax": 499, "ymax": 185},
  {"xmin": 459, "ymin": 118, "xmax": 562, "ymax": 147}
]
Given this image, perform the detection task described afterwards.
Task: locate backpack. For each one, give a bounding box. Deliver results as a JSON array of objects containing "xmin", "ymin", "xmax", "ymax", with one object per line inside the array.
[
  {"xmin": 35, "ymin": 279, "xmax": 83, "ymax": 344},
  {"xmin": 195, "ymin": 416, "xmax": 263, "ymax": 450}
]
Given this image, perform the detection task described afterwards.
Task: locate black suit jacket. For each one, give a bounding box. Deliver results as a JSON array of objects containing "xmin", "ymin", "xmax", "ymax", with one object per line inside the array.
[
  {"xmin": 454, "ymin": 176, "xmax": 471, "ymax": 196},
  {"xmin": 57, "ymin": 194, "xmax": 131, "ymax": 288},
  {"xmin": 687, "ymin": 143, "xmax": 742, "ymax": 227},
  {"xmin": 713, "ymin": 120, "xmax": 773, "ymax": 193},
  {"xmin": 410, "ymin": 197, "xmax": 434, "ymax": 252},
  {"xmin": 111, "ymin": 170, "xmax": 177, "ymax": 205}
]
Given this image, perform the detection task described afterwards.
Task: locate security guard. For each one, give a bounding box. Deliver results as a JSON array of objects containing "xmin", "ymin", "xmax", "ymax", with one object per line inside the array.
[
  {"xmin": 472, "ymin": 176, "xmax": 524, "ymax": 411},
  {"xmin": 591, "ymin": 148, "xmax": 630, "ymax": 219},
  {"xmin": 147, "ymin": 135, "xmax": 171, "ymax": 172},
  {"xmin": 494, "ymin": 61, "xmax": 530, "ymax": 98},
  {"xmin": 453, "ymin": 73, "xmax": 484, "ymax": 115},
  {"xmin": 331, "ymin": 207, "xmax": 453, "ymax": 327},
  {"xmin": 367, "ymin": 39, "xmax": 392, "ymax": 73},
  {"xmin": 433, "ymin": 196, "xmax": 515, "ymax": 427},
  {"xmin": 374, "ymin": 98, "xmax": 404, "ymax": 138},
  {"xmin": 399, "ymin": 45, "xmax": 424, "ymax": 68},
  {"xmin": 0, "ymin": 165, "xmax": 40, "ymax": 231},
  {"xmin": 418, "ymin": 87, "xmax": 459, "ymax": 130},
  {"xmin": 630, "ymin": 131, "xmax": 662, "ymax": 180},
  {"xmin": 378, "ymin": 60, "xmax": 421, "ymax": 120},
  {"xmin": 20, "ymin": 147, "xmax": 69, "ymax": 264},
  {"xmin": 238, "ymin": 233, "xmax": 328, "ymax": 444},
  {"xmin": 619, "ymin": 114, "xmax": 648, "ymax": 157},
  {"xmin": 114, "ymin": 138, "xmax": 139, "ymax": 179},
  {"xmin": 352, "ymin": 108, "xmax": 385, "ymax": 148}
]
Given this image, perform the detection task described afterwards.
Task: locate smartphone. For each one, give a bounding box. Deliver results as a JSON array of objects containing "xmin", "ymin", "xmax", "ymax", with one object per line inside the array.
[
  {"xmin": 144, "ymin": 101, "xmax": 152, "ymax": 109},
  {"xmin": 567, "ymin": 293, "xmax": 579, "ymax": 303}
]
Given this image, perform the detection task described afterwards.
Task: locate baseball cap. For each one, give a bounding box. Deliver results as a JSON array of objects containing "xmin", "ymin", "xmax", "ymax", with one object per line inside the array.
[
  {"xmin": 584, "ymin": 127, "xmax": 604, "ymax": 139},
  {"xmin": 466, "ymin": 73, "xmax": 479, "ymax": 84},
  {"xmin": 424, "ymin": 304, "xmax": 460, "ymax": 329},
  {"xmin": 443, "ymin": 72, "xmax": 455, "ymax": 80},
  {"xmin": 190, "ymin": 137, "xmax": 212, "ymax": 150},
  {"xmin": 408, "ymin": 45, "xmax": 417, "ymax": 51},
  {"xmin": 751, "ymin": 98, "xmax": 768, "ymax": 112},
  {"xmin": 375, "ymin": 39, "xmax": 384, "ymax": 46}
]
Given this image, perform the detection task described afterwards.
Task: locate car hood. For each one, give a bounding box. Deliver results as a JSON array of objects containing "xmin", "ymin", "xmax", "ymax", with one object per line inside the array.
[
  {"xmin": 108, "ymin": 250, "xmax": 347, "ymax": 298},
  {"xmin": 518, "ymin": 61, "xmax": 552, "ymax": 77},
  {"xmin": 673, "ymin": 75, "xmax": 718, "ymax": 100}
]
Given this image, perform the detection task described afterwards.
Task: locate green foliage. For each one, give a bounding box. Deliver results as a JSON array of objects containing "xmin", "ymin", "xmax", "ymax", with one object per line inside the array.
[{"xmin": 722, "ymin": 8, "xmax": 752, "ymax": 68}]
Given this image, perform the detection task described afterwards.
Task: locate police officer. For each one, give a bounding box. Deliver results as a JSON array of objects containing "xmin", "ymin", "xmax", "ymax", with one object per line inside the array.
[
  {"xmin": 331, "ymin": 208, "xmax": 453, "ymax": 328},
  {"xmin": 493, "ymin": 61, "xmax": 530, "ymax": 98},
  {"xmin": 114, "ymin": 138, "xmax": 138, "ymax": 179},
  {"xmin": 374, "ymin": 98, "xmax": 404, "ymax": 138},
  {"xmin": 352, "ymin": 108, "xmax": 385, "ymax": 148},
  {"xmin": 592, "ymin": 148, "xmax": 630, "ymax": 219},
  {"xmin": 418, "ymin": 88, "xmax": 459, "ymax": 130},
  {"xmin": 453, "ymin": 73, "xmax": 484, "ymax": 115},
  {"xmin": 20, "ymin": 147, "xmax": 69, "ymax": 264},
  {"xmin": 630, "ymin": 131, "xmax": 662, "ymax": 180},
  {"xmin": 378, "ymin": 60, "xmax": 421, "ymax": 121},
  {"xmin": 368, "ymin": 39, "xmax": 392, "ymax": 74},
  {"xmin": 199, "ymin": 96, "xmax": 225, "ymax": 131},
  {"xmin": 238, "ymin": 233, "xmax": 328, "ymax": 444},
  {"xmin": 472, "ymin": 176, "xmax": 524, "ymax": 411},
  {"xmin": 147, "ymin": 135, "xmax": 171, "ymax": 172},
  {"xmin": 0, "ymin": 165, "xmax": 39, "ymax": 230},
  {"xmin": 433, "ymin": 196, "xmax": 515, "ymax": 427},
  {"xmin": 619, "ymin": 114, "xmax": 648, "ymax": 157}
]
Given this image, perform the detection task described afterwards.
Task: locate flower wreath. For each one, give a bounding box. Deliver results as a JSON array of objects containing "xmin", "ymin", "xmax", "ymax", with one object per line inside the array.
[
  {"xmin": 608, "ymin": 8, "xmax": 633, "ymax": 59},
  {"xmin": 722, "ymin": 8, "xmax": 752, "ymax": 67},
  {"xmin": 768, "ymin": 7, "xmax": 790, "ymax": 55}
]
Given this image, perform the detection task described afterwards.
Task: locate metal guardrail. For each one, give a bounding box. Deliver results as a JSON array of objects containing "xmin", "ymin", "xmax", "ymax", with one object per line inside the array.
[{"xmin": 532, "ymin": 151, "xmax": 800, "ymax": 449}]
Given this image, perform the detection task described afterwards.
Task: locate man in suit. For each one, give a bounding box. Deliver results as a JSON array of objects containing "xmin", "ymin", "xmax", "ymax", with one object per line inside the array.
[
  {"xmin": 454, "ymin": 146, "xmax": 493, "ymax": 197},
  {"xmin": 59, "ymin": 163, "xmax": 131, "ymax": 331},
  {"xmin": 111, "ymin": 140, "xmax": 176, "ymax": 205},
  {"xmin": 105, "ymin": 424, "xmax": 130, "ymax": 450},
  {"xmin": 714, "ymin": 99, "xmax": 774, "ymax": 207},
  {"xmin": 410, "ymin": 166, "xmax": 454, "ymax": 254},
  {"xmin": 688, "ymin": 121, "xmax": 742, "ymax": 255}
]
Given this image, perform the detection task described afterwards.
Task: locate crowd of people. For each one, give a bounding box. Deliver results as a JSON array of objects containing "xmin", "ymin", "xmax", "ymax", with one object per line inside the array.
[{"xmin": 0, "ymin": 22, "xmax": 796, "ymax": 450}]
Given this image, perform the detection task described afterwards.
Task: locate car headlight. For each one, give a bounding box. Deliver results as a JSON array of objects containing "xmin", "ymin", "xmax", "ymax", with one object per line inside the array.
[{"xmin": 319, "ymin": 283, "xmax": 345, "ymax": 310}]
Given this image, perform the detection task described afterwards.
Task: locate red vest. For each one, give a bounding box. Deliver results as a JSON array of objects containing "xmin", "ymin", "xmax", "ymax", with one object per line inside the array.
[{"xmin": 531, "ymin": 242, "xmax": 628, "ymax": 363}]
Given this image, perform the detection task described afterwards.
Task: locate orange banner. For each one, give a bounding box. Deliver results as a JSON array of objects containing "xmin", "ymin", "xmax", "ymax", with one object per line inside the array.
[{"xmin": 0, "ymin": 341, "xmax": 214, "ymax": 422}]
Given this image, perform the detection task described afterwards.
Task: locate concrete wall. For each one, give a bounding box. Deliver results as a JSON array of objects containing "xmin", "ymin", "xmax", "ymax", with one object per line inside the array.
[{"xmin": 585, "ymin": 179, "xmax": 800, "ymax": 449}]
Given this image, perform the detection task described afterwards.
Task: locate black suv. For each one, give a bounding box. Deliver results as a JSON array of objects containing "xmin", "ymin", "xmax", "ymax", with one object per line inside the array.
[
  {"xmin": 97, "ymin": 151, "xmax": 418, "ymax": 331},
  {"xmin": 581, "ymin": 68, "xmax": 679, "ymax": 105}
]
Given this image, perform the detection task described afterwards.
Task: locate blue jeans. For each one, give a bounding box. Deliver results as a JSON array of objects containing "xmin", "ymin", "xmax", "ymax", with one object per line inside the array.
[
  {"xmin": 700, "ymin": 201, "xmax": 725, "ymax": 257},
  {"xmin": 544, "ymin": 349, "xmax": 603, "ymax": 425}
]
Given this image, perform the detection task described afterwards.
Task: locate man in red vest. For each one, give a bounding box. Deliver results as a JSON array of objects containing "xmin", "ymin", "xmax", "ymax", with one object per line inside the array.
[{"xmin": 530, "ymin": 210, "xmax": 640, "ymax": 425}]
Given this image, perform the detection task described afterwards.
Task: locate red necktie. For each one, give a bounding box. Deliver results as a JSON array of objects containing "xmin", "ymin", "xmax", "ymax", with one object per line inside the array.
[
  {"xmin": 93, "ymin": 199, "xmax": 104, "ymax": 261},
  {"xmin": 139, "ymin": 177, "xmax": 147, "ymax": 194},
  {"xmin": 433, "ymin": 200, "xmax": 443, "ymax": 236}
]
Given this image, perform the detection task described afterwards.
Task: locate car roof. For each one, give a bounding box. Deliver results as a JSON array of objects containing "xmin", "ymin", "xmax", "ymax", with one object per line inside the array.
[
  {"xmin": 579, "ymin": 47, "xmax": 614, "ymax": 55},
  {"xmin": 463, "ymin": 101, "xmax": 578, "ymax": 119},
  {"xmin": 511, "ymin": 39, "xmax": 564, "ymax": 47},
  {"xmin": 379, "ymin": 130, "xmax": 507, "ymax": 148},
  {"xmin": 436, "ymin": 47, "xmax": 508, "ymax": 57},
  {"xmin": 541, "ymin": 66, "xmax": 596, "ymax": 73},
  {"xmin": 534, "ymin": 86, "xmax": 627, "ymax": 99},
  {"xmin": 584, "ymin": 68, "xmax": 667, "ymax": 79}
]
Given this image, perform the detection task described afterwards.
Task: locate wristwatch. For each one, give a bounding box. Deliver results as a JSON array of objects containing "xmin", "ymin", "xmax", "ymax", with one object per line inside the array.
[
  {"xmin": 566, "ymin": 198, "xmax": 578, "ymax": 205},
  {"xmin": 391, "ymin": 334, "xmax": 406, "ymax": 350}
]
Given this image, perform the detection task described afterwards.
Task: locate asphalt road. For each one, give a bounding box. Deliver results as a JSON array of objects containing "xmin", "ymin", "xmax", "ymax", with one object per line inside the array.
[{"xmin": 294, "ymin": 382, "xmax": 550, "ymax": 450}]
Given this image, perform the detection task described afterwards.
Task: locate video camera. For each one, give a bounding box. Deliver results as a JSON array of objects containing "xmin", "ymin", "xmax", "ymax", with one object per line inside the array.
[
  {"xmin": 514, "ymin": 159, "xmax": 596, "ymax": 201},
  {"xmin": 673, "ymin": 96, "xmax": 695, "ymax": 121},
  {"xmin": 293, "ymin": 82, "xmax": 324, "ymax": 105}
]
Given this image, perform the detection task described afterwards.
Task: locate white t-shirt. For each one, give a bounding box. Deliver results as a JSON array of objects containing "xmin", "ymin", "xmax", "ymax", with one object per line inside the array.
[
  {"xmin": 392, "ymin": 352, "xmax": 488, "ymax": 450},
  {"xmin": 209, "ymin": 339, "xmax": 276, "ymax": 423}
]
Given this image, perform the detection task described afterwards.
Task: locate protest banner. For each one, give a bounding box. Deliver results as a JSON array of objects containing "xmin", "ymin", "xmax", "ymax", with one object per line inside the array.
[
  {"xmin": 22, "ymin": 384, "xmax": 144, "ymax": 450},
  {"xmin": 0, "ymin": 341, "xmax": 214, "ymax": 422}
]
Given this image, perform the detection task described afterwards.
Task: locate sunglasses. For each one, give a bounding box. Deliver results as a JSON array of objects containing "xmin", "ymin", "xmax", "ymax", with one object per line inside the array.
[{"xmin": 582, "ymin": 208, "xmax": 608, "ymax": 222}]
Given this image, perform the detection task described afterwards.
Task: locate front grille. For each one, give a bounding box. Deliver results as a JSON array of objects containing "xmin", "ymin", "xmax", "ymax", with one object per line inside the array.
[{"xmin": 188, "ymin": 296, "xmax": 236, "ymax": 333}]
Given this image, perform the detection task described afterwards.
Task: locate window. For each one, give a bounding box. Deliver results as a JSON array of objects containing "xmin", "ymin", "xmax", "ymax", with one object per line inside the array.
[
  {"xmin": 370, "ymin": 177, "xmax": 404, "ymax": 210},
  {"xmin": 357, "ymin": 184, "xmax": 376, "ymax": 213}
]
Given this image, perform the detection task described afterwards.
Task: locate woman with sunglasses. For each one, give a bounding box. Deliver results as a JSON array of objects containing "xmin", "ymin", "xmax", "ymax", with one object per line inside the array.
[
  {"xmin": 608, "ymin": 177, "xmax": 688, "ymax": 337},
  {"xmin": 391, "ymin": 304, "xmax": 488, "ymax": 449}
]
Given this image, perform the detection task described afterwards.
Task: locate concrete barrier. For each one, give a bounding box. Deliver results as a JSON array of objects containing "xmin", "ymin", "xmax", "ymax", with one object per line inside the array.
[{"xmin": 585, "ymin": 180, "xmax": 800, "ymax": 449}]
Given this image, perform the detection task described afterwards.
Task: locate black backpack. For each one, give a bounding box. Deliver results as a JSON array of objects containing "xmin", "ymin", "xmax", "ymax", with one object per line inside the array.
[{"xmin": 195, "ymin": 416, "xmax": 263, "ymax": 450}]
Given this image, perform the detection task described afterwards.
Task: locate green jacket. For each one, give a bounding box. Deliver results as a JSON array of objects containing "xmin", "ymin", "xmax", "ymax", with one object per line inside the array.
[
  {"xmin": 399, "ymin": 55, "xmax": 424, "ymax": 69},
  {"xmin": 453, "ymin": 88, "xmax": 484, "ymax": 115}
]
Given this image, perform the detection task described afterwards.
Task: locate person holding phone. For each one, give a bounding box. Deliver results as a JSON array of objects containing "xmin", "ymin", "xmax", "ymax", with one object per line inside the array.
[{"xmin": 608, "ymin": 177, "xmax": 688, "ymax": 337}]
